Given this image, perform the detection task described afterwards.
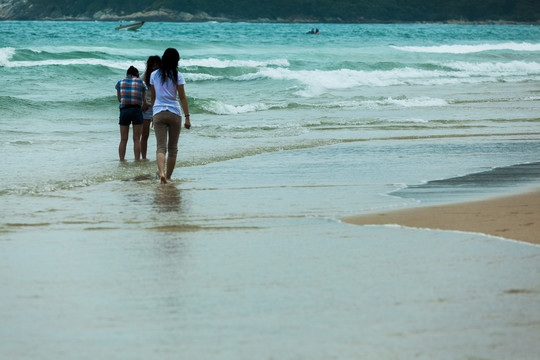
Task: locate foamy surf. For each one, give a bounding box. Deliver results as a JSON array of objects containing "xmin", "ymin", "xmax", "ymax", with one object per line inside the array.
[
  {"xmin": 182, "ymin": 57, "xmax": 290, "ymax": 68},
  {"xmin": 391, "ymin": 42, "xmax": 540, "ymax": 54}
]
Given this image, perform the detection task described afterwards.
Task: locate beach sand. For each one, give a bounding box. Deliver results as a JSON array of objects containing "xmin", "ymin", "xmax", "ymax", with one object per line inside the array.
[{"xmin": 343, "ymin": 188, "xmax": 540, "ymax": 245}]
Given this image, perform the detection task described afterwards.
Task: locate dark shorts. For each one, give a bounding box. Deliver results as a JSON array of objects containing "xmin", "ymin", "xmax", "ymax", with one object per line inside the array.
[{"xmin": 119, "ymin": 106, "xmax": 144, "ymax": 126}]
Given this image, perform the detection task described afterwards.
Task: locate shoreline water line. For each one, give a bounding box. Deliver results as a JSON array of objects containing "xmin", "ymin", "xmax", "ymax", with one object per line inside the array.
[{"xmin": 343, "ymin": 186, "xmax": 540, "ymax": 245}]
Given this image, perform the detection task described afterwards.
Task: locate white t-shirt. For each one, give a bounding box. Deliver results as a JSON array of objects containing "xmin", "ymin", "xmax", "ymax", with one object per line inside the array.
[{"xmin": 150, "ymin": 70, "xmax": 186, "ymax": 117}]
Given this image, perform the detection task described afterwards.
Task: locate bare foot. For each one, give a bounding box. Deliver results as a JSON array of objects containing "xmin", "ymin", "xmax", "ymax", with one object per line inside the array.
[{"xmin": 160, "ymin": 175, "xmax": 167, "ymax": 184}]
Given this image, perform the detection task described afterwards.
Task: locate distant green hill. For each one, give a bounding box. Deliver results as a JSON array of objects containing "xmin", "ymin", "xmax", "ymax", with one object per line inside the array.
[{"xmin": 16, "ymin": 0, "xmax": 540, "ymax": 22}]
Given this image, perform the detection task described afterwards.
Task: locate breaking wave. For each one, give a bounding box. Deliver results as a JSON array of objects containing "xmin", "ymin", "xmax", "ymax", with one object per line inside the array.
[{"xmin": 391, "ymin": 42, "xmax": 540, "ymax": 54}]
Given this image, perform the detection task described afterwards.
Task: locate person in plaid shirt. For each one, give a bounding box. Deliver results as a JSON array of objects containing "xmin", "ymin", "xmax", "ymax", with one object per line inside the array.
[{"xmin": 115, "ymin": 66, "xmax": 148, "ymax": 161}]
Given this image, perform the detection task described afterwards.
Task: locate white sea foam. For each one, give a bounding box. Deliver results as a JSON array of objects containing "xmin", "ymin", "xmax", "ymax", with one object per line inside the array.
[
  {"xmin": 239, "ymin": 67, "xmax": 469, "ymax": 96},
  {"xmin": 2, "ymin": 52, "xmax": 289, "ymax": 72},
  {"xmin": 391, "ymin": 42, "xmax": 540, "ymax": 54},
  {"xmin": 296, "ymin": 96, "xmax": 447, "ymax": 110},
  {"xmin": 376, "ymin": 97, "xmax": 448, "ymax": 107},
  {"xmin": 446, "ymin": 61, "xmax": 540, "ymax": 75},
  {"xmin": 0, "ymin": 47, "xmax": 16, "ymax": 67},
  {"xmin": 201, "ymin": 100, "xmax": 271, "ymax": 115},
  {"xmin": 184, "ymin": 73, "xmax": 223, "ymax": 81},
  {"xmin": 2, "ymin": 58, "xmax": 144, "ymax": 70},
  {"xmin": 387, "ymin": 117, "xmax": 429, "ymax": 123},
  {"xmin": 28, "ymin": 45, "xmax": 151, "ymax": 56},
  {"xmin": 234, "ymin": 60, "xmax": 540, "ymax": 96},
  {"xmin": 182, "ymin": 57, "xmax": 290, "ymax": 68}
]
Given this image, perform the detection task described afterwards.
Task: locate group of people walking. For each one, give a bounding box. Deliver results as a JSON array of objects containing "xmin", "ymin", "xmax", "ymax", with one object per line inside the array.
[{"xmin": 115, "ymin": 48, "xmax": 190, "ymax": 184}]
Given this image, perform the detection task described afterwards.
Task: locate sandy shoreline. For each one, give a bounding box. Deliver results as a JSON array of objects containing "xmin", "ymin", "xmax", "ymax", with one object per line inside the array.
[{"xmin": 343, "ymin": 188, "xmax": 540, "ymax": 245}]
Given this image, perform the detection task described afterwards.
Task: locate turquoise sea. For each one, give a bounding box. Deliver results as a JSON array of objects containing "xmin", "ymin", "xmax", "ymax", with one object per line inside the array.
[{"xmin": 1, "ymin": 21, "xmax": 540, "ymax": 359}]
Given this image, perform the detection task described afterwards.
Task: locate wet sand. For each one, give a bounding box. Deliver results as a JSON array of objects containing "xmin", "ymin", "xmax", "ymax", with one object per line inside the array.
[{"xmin": 343, "ymin": 188, "xmax": 540, "ymax": 245}]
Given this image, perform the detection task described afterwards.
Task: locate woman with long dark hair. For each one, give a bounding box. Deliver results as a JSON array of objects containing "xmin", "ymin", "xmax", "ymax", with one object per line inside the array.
[
  {"xmin": 150, "ymin": 48, "xmax": 191, "ymax": 184},
  {"xmin": 140, "ymin": 55, "xmax": 161, "ymax": 159}
]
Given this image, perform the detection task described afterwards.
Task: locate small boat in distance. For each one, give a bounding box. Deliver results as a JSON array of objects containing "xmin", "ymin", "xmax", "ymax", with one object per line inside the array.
[{"xmin": 115, "ymin": 21, "xmax": 145, "ymax": 31}]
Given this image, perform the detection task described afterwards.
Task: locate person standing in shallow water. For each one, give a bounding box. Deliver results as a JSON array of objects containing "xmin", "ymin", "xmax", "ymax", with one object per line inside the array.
[
  {"xmin": 140, "ymin": 55, "xmax": 161, "ymax": 160},
  {"xmin": 115, "ymin": 66, "xmax": 147, "ymax": 161},
  {"xmin": 150, "ymin": 48, "xmax": 191, "ymax": 184}
]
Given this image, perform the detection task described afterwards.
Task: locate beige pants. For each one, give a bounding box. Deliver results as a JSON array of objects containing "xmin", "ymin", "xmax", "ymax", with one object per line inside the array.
[{"xmin": 153, "ymin": 110, "xmax": 181, "ymax": 158}]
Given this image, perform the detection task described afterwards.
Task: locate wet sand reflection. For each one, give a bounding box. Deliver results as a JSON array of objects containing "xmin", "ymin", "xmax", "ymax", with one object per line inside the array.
[{"xmin": 154, "ymin": 183, "xmax": 184, "ymax": 213}]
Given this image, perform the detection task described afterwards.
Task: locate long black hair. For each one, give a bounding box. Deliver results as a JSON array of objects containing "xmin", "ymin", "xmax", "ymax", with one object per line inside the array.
[
  {"xmin": 160, "ymin": 48, "xmax": 180, "ymax": 84},
  {"xmin": 144, "ymin": 55, "xmax": 161, "ymax": 86}
]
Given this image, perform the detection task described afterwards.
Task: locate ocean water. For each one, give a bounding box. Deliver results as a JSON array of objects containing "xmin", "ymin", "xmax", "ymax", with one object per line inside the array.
[{"xmin": 1, "ymin": 21, "xmax": 540, "ymax": 359}]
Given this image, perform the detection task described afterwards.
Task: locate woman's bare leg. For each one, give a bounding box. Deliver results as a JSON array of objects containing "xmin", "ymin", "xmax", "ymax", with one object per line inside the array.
[
  {"xmin": 119, "ymin": 125, "xmax": 129, "ymax": 161},
  {"xmin": 141, "ymin": 119, "xmax": 151, "ymax": 159},
  {"xmin": 132, "ymin": 124, "xmax": 143, "ymax": 160},
  {"xmin": 166, "ymin": 156, "xmax": 176, "ymax": 179},
  {"xmin": 157, "ymin": 152, "xmax": 167, "ymax": 183},
  {"xmin": 165, "ymin": 114, "xmax": 181, "ymax": 180}
]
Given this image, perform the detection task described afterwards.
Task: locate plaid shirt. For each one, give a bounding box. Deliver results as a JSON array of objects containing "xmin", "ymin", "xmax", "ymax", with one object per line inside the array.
[{"xmin": 115, "ymin": 75, "xmax": 147, "ymax": 108}]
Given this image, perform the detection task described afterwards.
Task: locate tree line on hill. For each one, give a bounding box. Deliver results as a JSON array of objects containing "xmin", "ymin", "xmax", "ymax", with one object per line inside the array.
[{"xmin": 17, "ymin": 0, "xmax": 540, "ymax": 22}]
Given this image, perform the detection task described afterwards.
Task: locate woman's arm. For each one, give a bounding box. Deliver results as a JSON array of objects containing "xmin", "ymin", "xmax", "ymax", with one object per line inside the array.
[
  {"xmin": 177, "ymin": 84, "xmax": 190, "ymax": 129},
  {"xmin": 142, "ymin": 89, "xmax": 149, "ymax": 111}
]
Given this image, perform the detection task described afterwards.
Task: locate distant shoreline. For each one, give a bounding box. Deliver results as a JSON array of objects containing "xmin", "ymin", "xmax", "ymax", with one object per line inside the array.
[
  {"xmin": 2, "ymin": 0, "xmax": 539, "ymax": 25},
  {"xmin": 2, "ymin": 18, "xmax": 539, "ymax": 26},
  {"xmin": 2, "ymin": 9, "xmax": 540, "ymax": 25}
]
